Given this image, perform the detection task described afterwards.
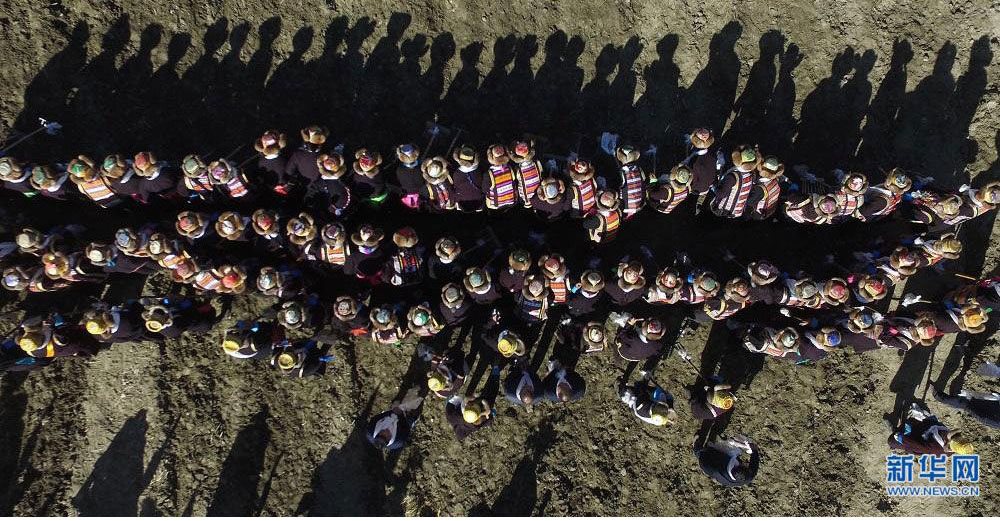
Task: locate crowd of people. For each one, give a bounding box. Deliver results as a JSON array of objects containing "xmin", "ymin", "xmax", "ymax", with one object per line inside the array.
[{"xmin": 1, "ymin": 123, "xmax": 998, "ymax": 487}]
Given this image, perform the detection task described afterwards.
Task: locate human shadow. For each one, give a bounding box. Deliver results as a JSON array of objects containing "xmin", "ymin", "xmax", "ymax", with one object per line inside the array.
[
  {"xmin": 469, "ymin": 415, "xmax": 559, "ymax": 516},
  {"xmin": 72, "ymin": 410, "xmax": 149, "ymax": 516},
  {"xmin": 206, "ymin": 407, "xmax": 272, "ymax": 516}
]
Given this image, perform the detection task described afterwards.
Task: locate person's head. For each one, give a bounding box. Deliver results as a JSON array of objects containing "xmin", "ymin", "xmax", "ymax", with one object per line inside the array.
[
  {"xmin": 461, "ymin": 400, "xmax": 485, "ymax": 424},
  {"xmin": 709, "ymin": 389, "xmax": 735, "ymax": 410},
  {"xmin": 620, "ymin": 261, "xmax": 643, "ymax": 284},
  {"xmin": 508, "ymin": 249, "xmax": 532, "ymax": 272},
  {"xmin": 497, "ymin": 331, "xmax": 525, "ymax": 357},
  {"xmin": 949, "ymin": 433, "xmax": 974, "ymax": 455},
  {"xmin": 520, "ymin": 384, "xmax": 536, "ymax": 405},
  {"xmin": 555, "ymin": 380, "xmax": 574, "ymax": 403},
  {"xmin": 815, "ymin": 327, "xmax": 842, "ymax": 349},
  {"xmin": 427, "ymin": 372, "xmax": 447, "ymax": 392},
  {"xmin": 579, "ymin": 269, "xmax": 605, "ymax": 293},
  {"xmin": 649, "ymin": 403, "xmax": 677, "ymax": 426}
]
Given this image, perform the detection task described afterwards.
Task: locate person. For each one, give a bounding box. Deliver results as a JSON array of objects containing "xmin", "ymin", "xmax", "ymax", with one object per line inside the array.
[
  {"xmin": 132, "ymin": 151, "xmax": 179, "ymax": 203},
  {"xmin": 367, "ymin": 387, "xmax": 424, "ymax": 450},
  {"xmin": 647, "ymin": 164, "xmax": 692, "ymax": 214},
  {"xmin": 140, "ymin": 296, "xmax": 217, "ymax": 339},
  {"xmin": 100, "ymin": 153, "xmax": 142, "ymax": 202},
  {"xmin": 532, "ymin": 177, "xmax": 571, "ymax": 221},
  {"xmin": 253, "ymin": 129, "xmax": 288, "ymax": 189},
  {"xmin": 463, "ymin": 266, "xmax": 501, "ymax": 305},
  {"xmin": 222, "ymin": 321, "xmax": 282, "ymax": 360},
  {"xmin": 583, "ymin": 191, "xmax": 623, "ymax": 244},
  {"xmin": 250, "ymin": 208, "xmax": 285, "ymax": 252},
  {"xmin": 382, "ymin": 227, "xmax": 425, "ymax": 287},
  {"xmin": 310, "ymin": 153, "xmax": 353, "ymax": 216},
  {"xmin": 741, "ymin": 325, "xmax": 800, "ymax": 361},
  {"xmin": 345, "ymin": 223, "xmax": 386, "ymax": 282},
  {"xmin": 175, "ymin": 211, "xmax": 212, "ymax": 242},
  {"xmin": 797, "ymin": 326, "xmax": 844, "ymax": 362},
  {"xmin": 615, "ymin": 145, "xmax": 647, "ymax": 219},
  {"xmin": 515, "ymin": 274, "xmax": 550, "ymax": 324},
  {"xmin": 178, "ymin": 154, "xmax": 216, "ymax": 201},
  {"xmin": 685, "ymin": 128, "xmax": 718, "ymax": 196},
  {"xmin": 697, "ymin": 277, "xmax": 752, "ymax": 322},
  {"xmin": 215, "ymin": 211, "xmax": 251, "ymax": 242},
  {"xmin": 538, "ymin": 254, "xmax": 570, "ymax": 305},
  {"xmin": 710, "ymin": 144, "xmax": 760, "ymax": 219},
  {"xmin": 615, "ymin": 316, "xmax": 665, "ymax": 362},
  {"xmin": 351, "ymin": 148, "xmax": 388, "ymax": 206},
  {"xmin": 84, "ymin": 242, "xmax": 156, "ymax": 275},
  {"xmin": 16, "ymin": 316, "xmax": 99, "ymax": 358},
  {"xmin": 933, "ymin": 386, "xmax": 1000, "ymax": 429},
  {"xmin": 307, "ymin": 222, "xmax": 351, "ymax": 270},
  {"xmin": 0, "ymin": 157, "xmax": 38, "ymax": 197},
  {"xmin": 370, "ymin": 306, "xmax": 408, "ymax": 345},
  {"xmin": 438, "ymin": 282, "xmax": 472, "ymax": 326},
  {"xmin": 445, "ymin": 390, "xmax": 496, "ymax": 441},
  {"xmin": 678, "ymin": 270, "xmax": 720, "ymax": 305},
  {"xmin": 689, "ymin": 377, "xmax": 735, "ymax": 420},
  {"xmin": 393, "ymin": 143, "xmax": 425, "ymax": 209},
  {"xmin": 427, "ymin": 237, "xmax": 463, "ymax": 282},
  {"xmin": 450, "ymin": 145, "xmax": 485, "ymax": 212},
  {"xmin": 618, "ymin": 375, "xmax": 676, "ymax": 426},
  {"xmin": 888, "ymin": 403, "xmax": 974, "ymax": 455},
  {"xmin": 503, "ymin": 358, "xmax": 542, "ymax": 408},
  {"xmin": 567, "ymin": 269, "xmax": 609, "ymax": 320},
  {"xmin": 270, "ymin": 339, "xmax": 326, "ymax": 378},
  {"xmin": 484, "ymin": 327, "xmax": 527, "ymax": 360},
  {"xmin": 28, "ymin": 164, "xmax": 72, "ymax": 200},
  {"xmin": 833, "ymin": 171, "xmax": 868, "ymax": 220},
  {"xmin": 645, "ymin": 268, "xmax": 683, "ymax": 305},
  {"xmin": 207, "ymin": 158, "xmax": 252, "ymax": 200},
  {"xmin": 407, "ymin": 303, "xmax": 443, "ymax": 338},
  {"xmin": 567, "ymin": 158, "xmax": 598, "ymax": 218},
  {"xmin": 605, "ymin": 260, "xmax": 646, "ymax": 306},
  {"xmin": 81, "ymin": 301, "xmax": 150, "ymax": 344},
  {"xmin": 426, "ymin": 347, "xmax": 469, "ymax": 399},
  {"xmin": 66, "ymin": 155, "xmax": 120, "ymax": 207},
  {"xmin": 330, "ymin": 295, "xmax": 370, "ymax": 336},
  {"xmin": 498, "ymin": 249, "xmax": 532, "ymax": 295},
  {"xmin": 745, "ymin": 156, "xmax": 783, "ymax": 220},
  {"xmin": 783, "ymin": 193, "xmax": 840, "ymax": 225},
  {"xmin": 857, "ymin": 168, "xmax": 911, "ymax": 221},
  {"xmin": 284, "ymin": 125, "xmax": 327, "ymax": 185},
  {"xmin": 483, "ymin": 144, "xmax": 517, "ymax": 210},
  {"xmin": 421, "ymin": 156, "xmax": 458, "ymax": 212},
  {"xmin": 510, "ymin": 139, "xmax": 543, "ymax": 208},
  {"xmin": 541, "ymin": 358, "xmax": 586, "ymax": 403},
  {"xmin": 696, "ymin": 435, "xmax": 760, "ymax": 487},
  {"xmin": 256, "ymin": 265, "xmax": 304, "ymax": 299}
]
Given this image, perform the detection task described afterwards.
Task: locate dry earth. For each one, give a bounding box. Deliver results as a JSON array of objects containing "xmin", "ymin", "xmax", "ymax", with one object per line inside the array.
[{"xmin": 0, "ymin": 0, "xmax": 999, "ymax": 516}]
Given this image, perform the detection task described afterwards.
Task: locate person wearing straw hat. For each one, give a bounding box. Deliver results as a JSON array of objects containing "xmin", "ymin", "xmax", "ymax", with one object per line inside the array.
[
  {"xmin": 509, "ymin": 139, "xmax": 543, "ymax": 209},
  {"xmin": 253, "ymin": 129, "xmax": 288, "ymax": 188},
  {"xmin": 740, "ymin": 325, "xmax": 800, "ymax": 361},
  {"xmin": 696, "ymin": 435, "xmax": 760, "ymax": 487},
  {"xmin": 14, "ymin": 227, "xmax": 59, "ymax": 257},
  {"xmin": 783, "ymin": 193, "xmax": 841, "ymax": 224},
  {"xmin": 311, "ymin": 152, "xmax": 353, "ymax": 216},
  {"xmin": 0, "ymin": 157, "xmax": 39, "ymax": 197},
  {"xmin": 304, "ymin": 222, "xmax": 351, "ymax": 270},
  {"xmin": 888, "ymin": 403, "xmax": 974, "ymax": 456},
  {"xmin": 709, "ymin": 144, "xmax": 760, "ymax": 219},
  {"xmin": 3, "ymin": 264, "xmax": 71, "ymax": 293},
  {"xmin": 818, "ymin": 277, "xmax": 851, "ymax": 308},
  {"xmin": 221, "ymin": 321, "xmax": 279, "ymax": 360},
  {"xmin": 515, "ymin": 274, "xmax": 550, "ymax": 324},
  {"xmin": 913, "ymin": 232, "xmax": 962, "ymax": 267},
  {"xmin": 351, "ymin": 148, "xmax": 387, "ymax": 205},
  {"xmin": 542, "ymin": 356, "xmax": 586, "ymax": 403},
  {"xmin": 678, "ymin": 270, "xmax": 720, "ymax": 305},
  {"xmin": 215, "ymin": 211, "xmax": 251, "ymax": 242},
  {"xmin": 644, "ymin": 267, "xmax": 683, "ymax": 306},
  {"xmin": 690, "ymin": 377, "xmax": 735, "ymax": 420},
  {"xmin": 531, "ymin": 177, "xmax": 570, "ymax": 221},
  {"xmin": 909, "ymin": 191, "xmax": 973, "ymax": 230},
  {"xmin": 427, "ymin": 347, "xmax": 469, "ymax": 399},
  {"xmin": 175, "ymin": 210, "xmax": 212, "ymax": 242},
  {"xmin": 285, "ymin": 125, "xmax": 327, "ymax": 184},
  {"xmin": 832, "ymin": 171, "xmax": 869, "ymax": 221},
  {"xmin": 696, "ymin": 277, "xmax": 753, "ymax": 323},
  {"xmin": 250, "ymin": 208, "xmax": 284, "ymax": 252},
  {"xmin": 684, "ymin": 127, "xmax": 719, "ymax": 196},
  {"xmin": 605, "ymin": 260, "xmax": 647, "ymax": 307},
  {"xmin": 450, "ymin": 144, "xmax": 486, "ymax": 213},
  {"xmin": 647, "ymin": 164, "xmax": 693, "ymax": 215},
  {"xmin": 932, "ymin": 385, "xmax": 1000, "ymax": 430},
  {"xmin": 857, "ymin": 168, "xmax": 912, "ymax": 222},
  {"xmin": 797, "ymin": 326, "xmax": 845, "ymax": 362},
  {"xmin": 345, "ymin": 223, "xmax": 386, "ymax": 281},
  {"xmin": 41, "ymin": 250, "xmax": 105, "ymax": 284},
  {"xmin": 444, "ymin": 390, "xmax": 497, "ymax": 441},
  {"xmin": 382, "ymin": 227, "xmax": 425, "ymax": 287},
  {"xmin": 614, "ymin": 144, "xmax": 647, "ymax": 219},
  {"xmin": 140, "ymin": 296, "xmax": 217, "ymax": 339},
  {"xmin": 485, "ymin": 326, "xmax": 527, "ymax": 360},
  {"xmin": 618, "ymin": 375, "xmax": 677, "ymax": 427},
  {"xmin": 28, "ymin": 164, "xmax": 72, "ymax": 200},
  {"xmin": 421, "ymin": 156, "xmax": 458, "ymax": 212},
  {"xmin": 745, "ymin": 155, "xmax": 784, "ymax": 220},
  {"xmin": 330, "ymin": 295, "xmax": 370, "ymax": 337},
  {"xmin": 66, "ymin": 155, "xmax": 121, "ymax": 208},
  {"xmin": 285, "ymin": 212, "xmax": 318, "ymax": 255},
  {"xmin": 463, "ymin": 266, "xmax": 501, "ymax": 305},
  {"xmin": 98, "ymin": 153, "xmax": 141, "ymax": 200},
  {"xmin": 932, "ymin": 302, "xmax": 989, "ymax": 335},
  {"xmin": 438, "ymin": 282, "xmax": 473, "ymax": 326},
  {"xmin": 84, "ymin": 242, "xmax": 155, "ymax": 275},
  {"xmin": 498, "ymin": 249, "xmax": 532, "ymax": 295},
  {"xmin": 537, "ymin": 254, "xmax": 569, "ymax": 305},
  {"xmin": 567, "ymin": 269, "xmax": 609, "ymax": 320},
  {"xmin": 177, "ymin": 154, "xmax": 216, "ymax": 201},
  {"xmin": 369, "ymin": 306, "xmax": 409, "ymax": 345},
  {"xmin": 16, "ymin": 319, "xmax": 98, "ymax": 359},
  {"xmin": 407, "ymin": 303, "xmax": 443, "ymax": 338},
  {"xmin": 583, "ymin": 190, "xmax": 623, "ymax": 244},
  {"xmin": 207, "ymin": 158, "xmax": 252, "ymax": 200},
  {"xmin": 483, "ymin": 144, "xmax": 517, "ymax": 210},
  {"xmin": 615, "ymin": 316, "xmax": 666, "ymax": 362},
  {"xmin": 81, "ymin": 301, "xmax": 149, "ymax": 344},
  {"xmin": 270, "ymin": 339, "xmax": 325, "ymax": 378},
  {"xmin": 393, "ymin": 143, "xmax": 425, "ymax": 210},
  {"xmin": 427, "ymin": 236, "xmax": 463, "ymax": 282},
  {"xmin": 566, "ymin": 158, "xmax": 599, "ymax": 218},
  {"xmin": 256, "ymin": 265, "xmax": 304, "ymax": 299},
  {"xmin": 132, "ymin": 151, "xmax": 179, "ymax": 204}
]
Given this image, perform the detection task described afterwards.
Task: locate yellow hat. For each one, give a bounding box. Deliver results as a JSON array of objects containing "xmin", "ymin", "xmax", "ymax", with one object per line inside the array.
[
  {"xmin": 709, "ymin": 390, "xmax": 735, "ymax": 410},
  {"xmin": 222, "ymin": 339, "xmax": 241, "ymax": 352},
  {"xmin": 949, "ymin": 436, "xmax": 974, "ymax": 455},
  {"xmin": 497, "ymin": 333, "xmax": 524, "ymax": 357},
  {"xmin": 649, "ymin": 403, "xmax": 676, "ymax": 426},
  {"xmin": 462, "ymin": 408, "xmax": 480, "ymax": 424},
  {"xmin": 277, "ymin": 352, "xmax": 296, "ymax": 371},
  {"xmin": 18, "ymin": 331, "xmax": 45, "ymax": 351},
  {"xmin": 427, "ymin": 373, "xmax": 446, "ymax": 392},
  {"xmin": 86, "ymin": 320, "xmax": 108, "ymax": 335}
]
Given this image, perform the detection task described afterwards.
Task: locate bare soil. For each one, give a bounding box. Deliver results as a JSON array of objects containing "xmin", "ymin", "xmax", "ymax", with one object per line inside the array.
[{"xmin": 0, "ymin": 0, "xmax": 999, "ymax": 516}]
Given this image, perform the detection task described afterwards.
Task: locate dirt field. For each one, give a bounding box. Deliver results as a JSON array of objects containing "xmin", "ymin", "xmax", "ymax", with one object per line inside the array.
[{"xmin": 0, "ymin": 0, "xmax": 999, "ymax": 516}]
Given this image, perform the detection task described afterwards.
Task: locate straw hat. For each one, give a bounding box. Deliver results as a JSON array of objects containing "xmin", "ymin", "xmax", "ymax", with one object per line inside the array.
[
  {"xmin": 536, "ymin": 178, "xmax": 565, "ymax": 203},
  {"xmin": 278, "ymin": 301, "xmax": 308, "ymax": 330},
  {"xmin": 15, "ymin": 228, "xmax": 45, "ymax": 253},
  {"xmin": 486, "ymin": 144, "xmax": 509, "ymax": 166},
  {"xmin": 285, "ymin": 213, "xmax": 317, "ymax": 246},
  {"xmin": 885, "ymin": 168, "xmax": 912, "ymax": 194},
  {"xmin": 508, "ymin": 249, "xmax": 532, "ymax": 272},
  {"xmin": 758, "ymin": 156, "xmax": 784, "ymax": 179},
  {"xmin": 392, "ymin": 227, "xmax": 419, "ymax": 248},
  {"xmin": 207, "ymin": 159, "xmax": 238, "ymax": 184},
  {"xmin": 521, "ymin": 274, "xmax": 549, "ymax": 300},
  {"xmin": 441, "ymin": 283, "xmax": 466, "ymax": 309},
  {"xmin": 435, "ymin": 237, "xmax": 461, "ymax": 262},
  {"xmin": 578, "ymin": 269, "xmax": 605, "ymax": 293},
  {"xmin": 421, "ymin": 156, "xmax": 451, "ymax": 185},
  {"xmin": 655, "ymin": 268, "xmax": 681, "ymax": 291},
  {"xmin": 333, "ymin": 295, "xmax": 359, "ymax": 321},
  {"xmin": 142, "ymin": 304, "xmax": 173, "ymax": 333},
  {"xmin": 0, "ymin": 157, "xmax": 24, "ymax": 181},
  {"xmin": 181, "ymin": 154, "xmax": 207, "ymax": 178},
  {"xmin": 596, "ymin": 190, "xmax": 619, "ymax": 211},
  {"xmin": 689, "ymin": 128, "xmax": 714, "ymax": 149},
  {"xmin": 641, "ymin": 318, "xmax": 665, "ymax": 341},
  {"xmin": 85, "ymin": 242, "xmax": 115, "ymax": 266},
  {"xmin": 215, "ymin": 211, "xmax": 248, "ymax": 240},
  {"xmin": 100, "ymin": 154, "xmax": 129, "ymax": 179},
  {"xmin": 67, "ymin": 155, "xmax": 98, "ymax": 182},
  {"xmin": 369, "ymin": 306, "xmax": 398, "ymax": 331},
  {"xmin": 255, "ymin": 129, "xmax": 287, "ymax": 157},
  {"xmin": 841, "ymin": 172, "xmax": 869, "ymax": 195},
  {"xmin": 567, "ymin": 158, "xmax": 595, "ymax": 182},
  {"xmin": 496, "ymin": 331, "xmax": 526, "ymax": 358},
  {"xmin": 353, "ymin": 148, "xmax": 383, "ymax": 176},
  {"xmin": 509, "ymin": 139, "xmax": 536, "ymax": 162},
  {"xmin": 351, "ymin": 223, "xmax": 384, "ymax": 249},
  {"xmin": 300, "ymin": 125, "xmax": 329, "ymax": 145},
  {"xmin": 724, "ymin": 277, "xmax": 751, "ymax": 303},
  {"xmin": 821, "ymin": 278, "xmax": 850, "ymax": 306},
  {"xmin": 538, "ymin": 254, "xmax": 568, "ymax": 279},
  {"xmin": 251, "ymin": 209, "xmax": 281, "ymax": 236},
  {"xmin": 132, "ymin": 152, "xmax": 159, "ymax": 177},
  {"xmin": 615, "ymin": 145, "xmax": 640, "ymax": 165},
  {"xmin": 28, "ymin": 164, "xmax": 63, "ymax": 191},
  {"xmin": 452, "ymin": 145, "xmax": 479, "ymax": 169},
  {"xmin": 321, "ymin": 222, "xmax": 346, "ymax": 245},
  {"xmin": 317, "ymin": 153, "xmax": 347, "ymax": 179},
  {"xmin": 396, "ymin": 143, "xmax": 420, "ymax": 164},
  {"xmin": 747, "ymin": 261, "xmax": 779, "ymax": 286},
  {"xmin": 463, "ymin": 266, "xmax": 491, "ymax": 294},
  {"xmin": 730, "ymin": 145, "xmax": 761, "ymax": 173}
]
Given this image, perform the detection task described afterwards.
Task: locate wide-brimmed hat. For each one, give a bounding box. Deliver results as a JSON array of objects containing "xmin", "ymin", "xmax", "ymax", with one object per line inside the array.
[
  {"xmin": 692, "ymin": 271, "xmax": 720, "ymax": 296},
  {"xmin": 114, "ymin": 227, "xmax": 142, "ymax": 254},
  {"xmin": 463, "ymin": 267, "xmax": 491, "ymax": 293},
  {"xmin": 333, "ymin": 295, "xmax": 359, "ymax": 321},
  {"xmin": 641, "ymin": 318, "xmax": 664, "ymax": 341},
  {"xmin": 452, "ymin": 145, "xmax": 479, "ymax": 169},
  {"xmin": 508, "ymin": 249, "xmax": 532, "ymax": 272},
  {"xmin": 441, "ymin": 282, "xmax": 466, "ymax": 308},
  {"xmin": 316, "ymin": 153, "xmax": 347, "ymax": 179},
  {"xmin": 369, "ymin": 306, "xmax": 398, "ymax": 330},
  {"xmin": 146, "ymin": 233, "xmax": 175, "ymax": 258},
  {"xmin": 509, "ymin": 139, "xmax": 535, "ymax": 162},
  {"xmin": 285, "ymin": 213, "xmax": 317, "ymax": 245},
  {"xmin": 931, "ymin": 233, "xmax": 962, "ymax": 259},
  {"xmin": 256, "ymin": 266, "xmax": 280, "ymax": 292},
  {"xmin": 959, "ymin": 304, "xmax": 987, "ymax": 334},
  {"xmin": 407, "ymin": 304, "xmax": 436, "ymax": 329},
  {"xmin": 521, "ymin": 274, "xmax": 549, "ymax": 299},
  {"xmin": 66, "ymin": 155, "xmax": 99, "ymax": 182},
  {"xmin": 816, "ymin": 195, "xmax": 840, "ymax": 216},
  {"xmin": 85, "ymin": 242, "xmax": 115, "ymax": 265},
  {"xmin": 730, "ymin": 145, "xmax": 761, "ymax": 172},
  {"xmin": 421, "ymin": 156, "xmax": 450, "ymax": 185},
  {"xmin": 538, "ymin": 254, "xmax": 567, "ymax": 279},
  {"xmin": 251, "ymin": 209, "xmax": 280, "ymax": 236},
  {"xmin": 207, "ymin": 159, "xmax": 237, "ymax": 183},
  {"xmin": 133, "ymin": 152, "xmax": 159, "ymax": 177},
  {"xmin": 885, "ymin": 168, "xmax": 912, "ymax": 194},
  {"xmin": 792, "ymin": 278, "xmax": 819, "ymax": 300},
  {"xmin": 351, "ymin": 224, "xmax": 384, "ymax": 248},
  {"xmin": 935, "ymin": 195, "xmax": 962, "ymax": 218},
  {"xmin": 255, "ymin": 130, "xmax": 287, "ymax": 157},
  {"xmin": 435, "ymin": 237, "xmax": 461, "ymax": 261},
  {"xmin": 758, "ymin": 156, "xmax": 784, "ymax": 179},
  {"xmin": 176, "ymin": 211, "xmax": 208, "ymax": 236},
  {"xmin": 821, "ymin": 278, "xmax": 850, "ymax": 306},
  {"xmin": 596, "ymin": 190, "xmax": 619, "ymax": 211},
  {"xmin": 28, "ymin": 164, "xmax": 63, "ymax": 190},
  {"xmin": 486, "ymin": 144, "xmax": 509, "ymax": 166},
  {"xmin": 218, "ymin": 265, "xmax": 248, "ymax": 292},
  {"xmin": 41, "ymin": 251, "xmax": 70, "ymax": 279},
  {"xmin": 215, "ymin": 211, "xmax": 247, "ymax": 240},
  {"xmin": 567, "ymin": 158, "xmax": 595, "ymax": 182},
  {"xmin": 300, "ymin": 125, "xmax": 329, "ymax": 145},
  {"xmin": 321, "ymin": 222, "xmax": 346, "ymax": 245},
  {"xmin": 977, "ymin": 181, "xmax": 1000, "ymax": 205},
  {"xmin": 392, "ymin": 227, "xmax": 419, "ymax": 248},
  {"xmin": 142, "ymin": 304, "xmax": 173, "ymax": 333},
  {"xmin": 689, "ymin": 128, "xmax": 714, "ymax": 149},
  {"xmin": 774, "ymin": 327, "xmax": 800, "ymax": 351},
  {"xmin": 15, "ymin": 228, "xmax": 44, "ymax": 252},
  {"xmin": 583, "ymin": 322, "xmax": 607, "ymax": 349},
  {"xmin": 669, "ymin": 164, "xmax": 693, "ymax": 187},
  {"xmin": 0, "ymin": 157, "xmax": 24, "ymax": 181},
  {"xmin": 353, "ymin": 148, "xmax": 383, "ymax": 176},
  {"xmin": 747, "ymin": 261, "xmax": 779, "ymax": 286},
  {"xmin": 536, "ymin": 178, "xmax": 565, "ymax": 203},
  {"xmin": 396, "ymin": 143, "xmax": 420, "ymax": 164},
  {"xmin": 100, "ymin": 154, "xmax": 129, "ymax": 179},
  {"xmin": 855, "ymin": 274, "xmax": 888, "ymax": 302},
  {"xmin": 910, "ymin": 314, "xmax": 938, "ymax": 347},
  {"xmin": 615, "ymin": 145, "xmax": 640, "ymax": 165},
  {"xmin": 497, "ymin": 331, "xmax": 526, "ymax": 357},
  {"xmin": 655, "ymin": 268, "xmax": 681, "ymax": 291},
  {"xmin": 724, "ymin": 277, "xmax": 751, "ymax": 303},
  {"xmin": 579, "ymin": 269, "xmax": 605, "ymax": 293},
  {"xmin": 814, "ymin": 327, "xmax": 842, "ymax": 349},
  {"xmin": 889, "ymin": 247, "xmax": 919, "ymax": 276},
  {"xmin": 618, "ymin": 261, "xmax": 645, "ymax": 285},
  {"xmin": 841, "ymin": 172, "xmax": 869, "ymax": 195},
  {"xmin": 181, "ymin": 154, "xmax": 207, "ymax": 178},
  {"xmin": 278, "ymin": 301, "xmax": 308, "ymax": 329}
]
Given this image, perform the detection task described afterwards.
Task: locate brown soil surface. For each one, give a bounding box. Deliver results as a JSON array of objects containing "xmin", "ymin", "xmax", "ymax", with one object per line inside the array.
[{"xmin": 0, "ymin": 0, "xmax": 999, "ymax": 516}]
